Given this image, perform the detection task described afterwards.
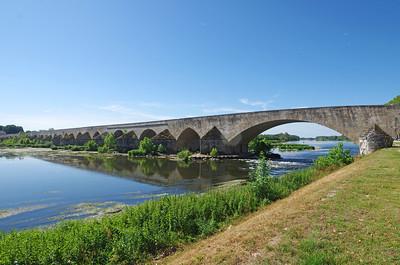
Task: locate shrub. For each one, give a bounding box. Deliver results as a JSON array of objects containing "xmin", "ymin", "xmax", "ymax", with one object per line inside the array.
[
  {"xmin": 248, "ymin": 136, "xmax": 272, "ymax": 155},
  {"xmin": 250, "ymin": 155, "xmax": 289, "ymax": 202},
  {"xmin": 103, "ymin": 133, "xmax": 117, "ymax": 151},
  {"xmin": 98, "ymin": 146, "xmax": 110, "ymax": 153},
  {"xmin": 85, "ymin": 140, "xmax": 98, "ymax": 151},
  {"xmin": 315, "ymin": 143, "xmax": 353, "ymax": 169},
  {"xmin": 157, "ymin": 144, "xmax": 167, "ymax": 154},
  {"xmin": 177, "ymin": 149, "xmax": 191, "ymax": 162},
  {"xmin": 210, "ymin": 147, "xmax": 218, "ymax": 158},
  {"xmin": 128, "ymin": 149, "xmax": 146, "ymax": 157},
  {"xmin": 70, "ymin": 145, "xmax": 85, "ymax": 151},
  {"xmin": 139, "ymin": 137, "xmax": 156, "ymax": 155}
]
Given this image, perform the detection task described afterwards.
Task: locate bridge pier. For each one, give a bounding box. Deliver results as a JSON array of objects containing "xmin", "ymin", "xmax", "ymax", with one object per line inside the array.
[{"xmin": 359, "ymin": 125, "xmax": 394, "ymax": 155}]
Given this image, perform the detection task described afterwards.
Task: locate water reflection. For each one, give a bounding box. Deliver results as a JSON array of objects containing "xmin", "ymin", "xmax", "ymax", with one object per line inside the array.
[{"xmin": 33, "ymin": 153, "xmax": 251, "ymax": 191}]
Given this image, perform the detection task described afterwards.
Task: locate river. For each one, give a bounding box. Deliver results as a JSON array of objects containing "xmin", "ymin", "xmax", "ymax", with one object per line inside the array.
[{"xmin": 0, "ymin": 140, "xmax": 358, "ymax": 231}]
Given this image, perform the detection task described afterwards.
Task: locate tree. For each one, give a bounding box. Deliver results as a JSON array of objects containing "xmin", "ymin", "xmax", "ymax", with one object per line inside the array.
[
  {"xmin": 248, "ymin": 136, "xmax": 272, "ymax": 155},
  {"xmin": 84, "ymin": 140, "xmax": 98, "ymax": 151},
  {"xmin": 139, "ymin": 137, "xmax": 156, "ymax": 154},
  {"xmin": 103, "ymin": 133, "xmax": 116, "ymax": 150},
  {"xmin": 157, "ymin": 144, "xmax": 167, "ymax": 154},
  {"xmin": 0, "ymin": 125, "xmax": 24, "ymax": 134},
  {"xmin": 385, "ymin": 95, "xmax": 400, "ymax": 106}
]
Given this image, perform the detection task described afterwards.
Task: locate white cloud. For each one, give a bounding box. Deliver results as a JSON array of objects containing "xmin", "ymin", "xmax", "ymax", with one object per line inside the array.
[{"xmin": 239, "ymin": 98, "xmax": 274, "ymax": 110}]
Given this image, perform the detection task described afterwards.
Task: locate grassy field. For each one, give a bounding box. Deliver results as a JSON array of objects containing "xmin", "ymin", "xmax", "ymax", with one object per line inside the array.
[{"xmin": 160, "ymin": 148, "xmax": 400, "ymax": 265}]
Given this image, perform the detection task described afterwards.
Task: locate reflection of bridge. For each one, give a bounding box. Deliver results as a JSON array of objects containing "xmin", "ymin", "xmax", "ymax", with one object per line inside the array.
[{"xmin": 28, "ymin": 105, "xmax": 399, "ymax": 155}]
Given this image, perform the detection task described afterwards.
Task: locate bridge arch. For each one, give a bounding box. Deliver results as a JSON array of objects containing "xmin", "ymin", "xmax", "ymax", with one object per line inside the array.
[
  {"xmin": 140, "ymin": 129, "xmax": 157, "ymax": 140},
  {"xmin": 176, "ymin": 128, "xmax": 200, "ymax": 152},
  {"xmin": 228, "ymin": 119, "xmax": 350, "ymax": 154},
  {"xmin": 153, "ymin": 129, "xmax": 177, "ymax": 153},
  {"xmin": 116, "ymin": 130, "xmax": 139, "ymax": 152},
  {"xmin": 113, "ymin": 130, "xmax": 124, "ymax": 138},
  {"xmin": 76, "ymin": 132, "xmax": 91, "ymax": 145}
]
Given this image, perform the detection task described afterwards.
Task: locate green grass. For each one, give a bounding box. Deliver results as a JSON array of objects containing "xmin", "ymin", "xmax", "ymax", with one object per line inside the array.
[
  {"xmin": 271, "ymin": 148, "xmax": 400, "ymax": 265},
  {"xmin": 0, "ymin": 145, "xmax": 352, "ymax": 265}
]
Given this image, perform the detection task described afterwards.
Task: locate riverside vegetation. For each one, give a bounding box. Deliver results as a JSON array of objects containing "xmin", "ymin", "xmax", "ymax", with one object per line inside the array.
[
  {"xmin": 0, "ymin": 143, "xmax": 354, "ymax": 265},
  {"xmin": 248, "ymin": 134, "xmax": 315, "ymax": 155}
]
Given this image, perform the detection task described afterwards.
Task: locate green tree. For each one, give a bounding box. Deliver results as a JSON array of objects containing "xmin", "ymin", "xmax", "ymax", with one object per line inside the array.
[
  {"xmin": 103, "ymin": 133, "xmax": 117, "ymax": 150},
  {"xmin": 84, "ymin": 140, "xmax": 98, "ymax": 151},
  {"xmin": 157, "ymin": 144, "xmax": 167, "ymax": 154},
  {"xmin": 385, "ymin": 95, "xmax": 400, "ymax": 106},
  {"xmin": 248, "ymin": 136, "xmax": 272, "ymax": 155},
  {"xmin": 177, "ymin": 149, "xmax": 192, "ymax": 162},
  {"xmin": 139, "ymin": 137, "xmax": 156, "ymax": 154}
]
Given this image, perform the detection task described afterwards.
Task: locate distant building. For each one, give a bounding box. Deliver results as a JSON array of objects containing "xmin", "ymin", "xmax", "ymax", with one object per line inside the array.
[{"xmin": 0, "ymin": 131, "xmax": 6, "ymax": 136}]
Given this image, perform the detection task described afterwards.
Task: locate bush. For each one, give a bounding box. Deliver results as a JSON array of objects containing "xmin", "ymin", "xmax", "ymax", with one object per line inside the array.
[
  {"xmin": 139, "ymin": 137, "xmax": 156, "ymax": 155},
  {"xmin": 248, "ymin": 136, "xmax": 272, "ymax": 155},
  {"xmin": 315, "ymin": 143, "xmax": 353, "ymax": 169},
  {"xmin": 128, "ymin": 149, "xmax": 146, "ymax": 157},
  {"xmin": 85, "ymin": 140, "xmax": 98, "ymax": 151},
  {"xmin": 103, "ymin": 133, "xmax": 116, "ymax": 151},
  {"xmin": 177, "ymin": 149, "xmax": 191, "ymax": 162},
  {"xmin": 210, "ymin": 147, "xmax": 218, "ymax": 158},
  {"xmin": 249, "ymin": 155, "xmax": 289, "ymax": 202},
  {"xmin": 157, "ymin": 144, "xmax": 167, "ymax": 154},
  {"xmin": 98, "ymin": 146, "xmax": 110, "ymax": 153},
  {"xmin": 70, "ymin": 145, "xmax": 85, "ymax": 151}
]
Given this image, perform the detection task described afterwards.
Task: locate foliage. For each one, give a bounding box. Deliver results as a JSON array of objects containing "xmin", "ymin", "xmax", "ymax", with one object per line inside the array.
[
  {"xmin": 69, "ymin": 145, "xmax": 85, "ymax": 151},
  {"xmin": 0, "ymin": 134, "xmax": 51, "ymax": 148},
  {"xmin": 103, "ymin": 133, "xmax": 117, "ymax": 151},
  {"xmin": 249, "ymin": 154, "xmax": 289, "ymax": 202},
  {"xmin": 314, "ymin": 143, "xmax": 353, "ymax": 169},
  {"xmin": 210, "ymin": 147, "xmax": 218, "ymax": 158},
  {"xmin": 128, "ymin": 137, "xmax": 157, "ymax": 157},
  {"xmin": 98, "ymin": 146, "xmax": 110, "ymax": 154},
  {"xmin": 260, "ymin": 133, "xmax": 300, "ymax": 142},
  {"xmin": 157, "ymin": 144, "xmax": 167, "ymax": 154},
  {"xmin": 0, "ymin": 144, "xmax": 354, "ymax": 264},
  {"xmin": 248, "ymin": 136, "xmax": 272, "ymax": 155},
  {"xmin": 84, "ymin": 140, "xmax": 98, "ymax": 151},
  {"xmin": 138, "ymin": 137, "xmax": 156, "ymax": 154},
  {"xmin": 385, "ymin": 95, "xmax": 400, "ymax": 105},
  {"xmin": 271, "ymin": 143, "xmax": 315, "ymax": 151},
  {"xmin": 128, "ymin": 149, "xmax": 146, "ymax": 157},
  {"xmin": 315, "ymin": 135, "xmax": 350, "ymax": 141},
  {"xmin": 177, "ymin": 149, "xmax": 192, "ymax": 162},
  {"xmin": 0, "ymin": 124, "xmax": 24, "ymax": 134}
]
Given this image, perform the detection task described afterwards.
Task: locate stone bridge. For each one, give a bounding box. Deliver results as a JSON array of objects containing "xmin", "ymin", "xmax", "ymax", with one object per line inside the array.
[{"xmin": 27, "ymin": 105, "xmax": 400, "ymax": 155}]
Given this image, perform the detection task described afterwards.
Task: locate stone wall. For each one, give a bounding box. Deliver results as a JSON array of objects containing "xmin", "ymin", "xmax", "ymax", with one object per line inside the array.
[{"xmin": 359, "ymin": 125, "xmax": 394, "ymax": 155}]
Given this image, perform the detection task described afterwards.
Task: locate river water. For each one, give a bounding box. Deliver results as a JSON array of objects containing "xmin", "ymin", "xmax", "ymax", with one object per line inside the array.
[{"xmin": 0, "ymin": 141, "xmax": 358, "ymax": 231}]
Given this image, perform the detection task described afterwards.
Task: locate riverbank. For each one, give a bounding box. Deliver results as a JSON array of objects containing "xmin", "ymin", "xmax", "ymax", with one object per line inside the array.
[
  {"xmin": 159, "ymin": 148, "xmax": 400, "ymax": 265},
  {"xmin": 0, "ymin": 147, "xmax": 282, "ymax": 160}
]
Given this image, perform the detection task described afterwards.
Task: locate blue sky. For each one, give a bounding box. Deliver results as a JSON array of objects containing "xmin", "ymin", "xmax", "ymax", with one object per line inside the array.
[{"xmin": 0, "ymin": 0, "xmax": 399, "ymax": 136}]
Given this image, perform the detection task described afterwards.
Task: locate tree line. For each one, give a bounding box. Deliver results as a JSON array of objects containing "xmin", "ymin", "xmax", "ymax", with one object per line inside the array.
[{"xmin": 0, "ymin": 125, "xmax": 24, "ymax": 134}]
